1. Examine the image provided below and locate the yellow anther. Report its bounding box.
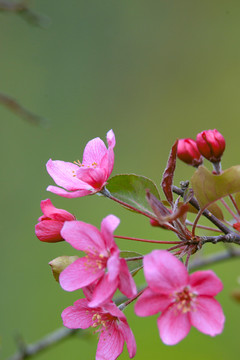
[92,314,97,321]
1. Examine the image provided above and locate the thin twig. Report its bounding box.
[0,1,49,28]
[7,328,79,360]
[200,233,240,246]
[189,248,240,270]
[0,92,48,126]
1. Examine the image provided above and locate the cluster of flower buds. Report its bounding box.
[36,129,230,360]
[177,129,225,173]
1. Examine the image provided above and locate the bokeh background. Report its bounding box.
[1,1,240,359]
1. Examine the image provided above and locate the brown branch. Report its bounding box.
[7,328,80,360]
[189,248,240,269]
[0,1,49,28]
[0,92,48,127]
[199,233,240,246]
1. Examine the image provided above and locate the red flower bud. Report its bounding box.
[177,138,203,167]
[150,218,161,227]
[196,129,225,163]
[35,199,76,242]
[233,222,240,232]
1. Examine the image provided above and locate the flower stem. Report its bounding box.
[118,288,146,311]
[229,194,240,216]
[114,235,182,245]
[167,242,188,252]
[185,220,222,233]
[220,198,239,221]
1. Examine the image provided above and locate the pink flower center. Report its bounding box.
[174,286,197,314]
[90,312,117,335]
[85,253,108,271]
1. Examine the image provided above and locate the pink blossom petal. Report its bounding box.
[99,151,109,171]
[100,215,120,249]
[59,257,104,291]
[190,296,225,336]
[96,323,124,360]
[118,259,137,298]
[46,159,88,191]
[35,220,63,242]
[103,302,127,320]
[61,299,95,329]
[76,167,107,190]
[47,185,92,198]
[189,270,223,296]
[119,319,136,359]
[82,137,107,166]
[106,129,116,149]
[82,284,96,301]
[88,274,118,308]
[107,254,120,282]
[157,306,191,345]
[106,130,115,176]
[144,250,189,294]
[135,288,173,316]
[40,199,75,221]
[61,220,106,253]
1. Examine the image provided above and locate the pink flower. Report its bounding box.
[35,199,75,242]
[177,138,203,167]
[59,215,137,307]
[135,250,225,345]
[46,129,115,198]
[62,297,136,360]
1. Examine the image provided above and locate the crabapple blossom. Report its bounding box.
[35,199,75,242]
[59,214,137,307]
[46,129,115,198]
[62,296,136,360]
[135,250,225,345]
[177,138,203,167]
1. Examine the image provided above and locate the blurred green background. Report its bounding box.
[1,1,240,359]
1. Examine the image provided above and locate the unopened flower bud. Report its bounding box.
[177,138,203,167]
[233,222,240,232]
[196,129,225,163]
[150,218,161,227]
[35,199,75,242]
[49,256,79,282]
[149,218,168,229]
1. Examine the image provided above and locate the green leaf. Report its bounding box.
[120,251,143,277]
[191,165,240,209]
[106,174,160,217]
[207,203,224,220]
